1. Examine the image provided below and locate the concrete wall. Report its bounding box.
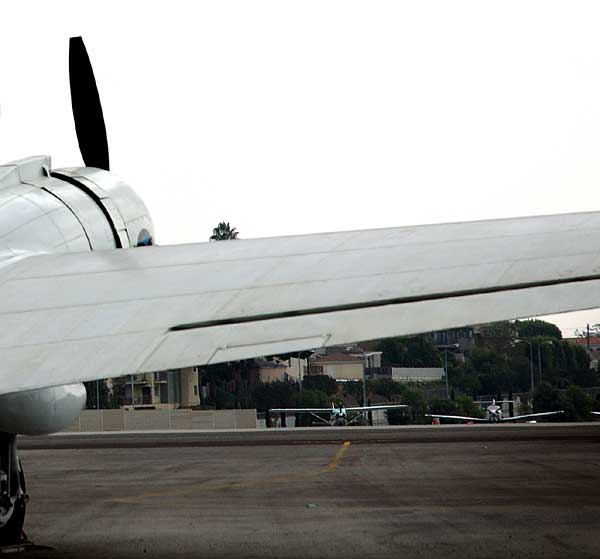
[325,362,364,381]
[66,408,258,432]
[390,367,445,381]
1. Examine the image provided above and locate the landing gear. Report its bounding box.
[0,434,27,546]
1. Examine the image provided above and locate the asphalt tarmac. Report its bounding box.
[13,424,600,558]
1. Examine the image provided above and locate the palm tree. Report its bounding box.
[209,222,239,241]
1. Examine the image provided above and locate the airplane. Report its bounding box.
[426,399,564,423]
[269,403,408,426]
[1,36,600,545]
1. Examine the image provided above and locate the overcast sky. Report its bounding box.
[1,0,600,336]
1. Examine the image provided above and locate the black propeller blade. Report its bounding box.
[69,36,110,170]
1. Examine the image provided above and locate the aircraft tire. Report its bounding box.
[0,458,26,546]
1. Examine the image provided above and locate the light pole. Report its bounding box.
[443,331,449,399]
[362,368,367,407]
[515,339,535,411]
[515,339,553,412]
[536,340,554,384]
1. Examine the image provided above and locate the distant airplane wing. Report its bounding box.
[269,408,332,414]
[501,410,564,421]
[4,210,600,395]
[425,414,488,422]
[346,404,409,412]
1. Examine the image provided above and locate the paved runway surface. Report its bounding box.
[14,424,600,558]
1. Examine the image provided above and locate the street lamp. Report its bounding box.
[536,340,554,384]
[515,339,535,410]
[515,339,554,412]
[443,331,449,399]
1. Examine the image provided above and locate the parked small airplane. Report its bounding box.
[426,399,564,423]
[270,403,408,426]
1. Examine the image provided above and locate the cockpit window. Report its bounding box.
[136,229,153,247]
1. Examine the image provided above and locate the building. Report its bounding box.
[116,367,200,409]
[257,360,289,383]
[430,327,476,351]
[307,352,365,381]
[256,357,308,384]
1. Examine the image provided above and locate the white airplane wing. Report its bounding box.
[269,408,332,414]
[345,404,409,412]
[500,410,564,421]
[424,414,488,422]
[3,210,600,396]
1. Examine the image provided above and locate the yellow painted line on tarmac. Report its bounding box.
[110,441,351,504]
[326,441,351,471]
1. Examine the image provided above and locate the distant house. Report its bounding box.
[116,367,201,410]
[430,327,475,351]
[257,360,290,383]
[308,353,364,381]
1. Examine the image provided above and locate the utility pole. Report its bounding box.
[362,368,367,407]
[96,379,100,409]
[444,331,449,399]
[587,323,591,350]
[537,343,542,384]
[529,344,534,391]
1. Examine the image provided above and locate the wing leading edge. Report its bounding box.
[425,414,488,422]
[345,404,408,412]
[500,410,564,421]
[3,211,600,395]
[269,408,333,414]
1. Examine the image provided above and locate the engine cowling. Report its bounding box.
[0,384,86,435]
[52,166,155,249]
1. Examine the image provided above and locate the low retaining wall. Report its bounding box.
[66,408,257,432]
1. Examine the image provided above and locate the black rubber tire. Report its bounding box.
[0,459,26,546]
[0,496,25,546]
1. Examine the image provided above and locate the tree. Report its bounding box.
[385,385,427,424]
[515,319,562,340]
[428,399,460,416]
[83,380,112,409]
[532,382,562,416]
[296,389,331,426]
[385,407,412,425]
[302,375,338,397]
[376,336,441,367]
[209,221,239,241]
[464,346,513,394]
[369,378,404,401]
[253,380,299,413]
[455,395,484,418]
[561,385,593,421]
[575,324,600,337]
[299,389,329,408]
[199,360,255,409]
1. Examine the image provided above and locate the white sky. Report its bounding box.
[1,0,600,336]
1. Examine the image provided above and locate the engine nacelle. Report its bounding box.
[0,384,86,435]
